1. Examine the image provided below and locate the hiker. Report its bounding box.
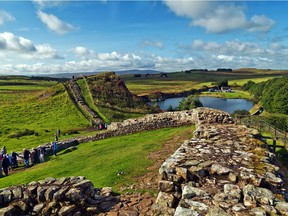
[52,142,58,156]
[11,151,19,168]
[55,133,58,141]
[2,154,10,176]
[30,150,35,166]
[6,153,13,171]
[39,149,45,163]
[57,129,61,138]
[23,148,31,168]
[1,146,7,156]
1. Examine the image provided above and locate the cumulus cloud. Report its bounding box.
[191,6,247,33]
[2,41,288,75]
[0,32,62,60]
[141,40,164,49]
[0,10,15,25]
[32,0,64,9]
[37,10,75,35]
[248,15,276,32]
[71,46,96,59]
[191,39,266,56]
[164,0,275,33]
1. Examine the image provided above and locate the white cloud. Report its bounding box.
[191,39,267,56]
[216,55,235,62]
[164,0,214,18]
[0,32,36,52]
[71,46,96,59]
[0,10,15,25]
[2,41,288,75]
[32,0,64,9]
[0,32,62,60]
[37,10,75,35]
[191,5,247,33]
[141,40,164,49]
[164,1,275,33]
[248,15,276,32]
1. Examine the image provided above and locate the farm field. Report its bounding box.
[122,69,287,96]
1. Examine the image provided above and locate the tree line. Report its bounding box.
[242,76,288,130]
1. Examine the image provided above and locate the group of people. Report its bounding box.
[22,146,47,168]
[0,129,60,177]
[0,146,20,176]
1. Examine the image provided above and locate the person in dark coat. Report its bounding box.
[23,148,31,168]
[2,154,10,176]
[11,151,19,168]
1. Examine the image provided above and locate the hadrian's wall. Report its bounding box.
[153,121,288,215]
[2,108,288,215]
[34,108,234,157]
[0,176,118,215]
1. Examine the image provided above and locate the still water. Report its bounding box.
[150,96,253,114]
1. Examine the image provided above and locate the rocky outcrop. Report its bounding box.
[0,176,119,215]
[153,123,288,215]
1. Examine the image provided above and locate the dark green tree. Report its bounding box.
[178,95,203,110]
[217,79,228,88]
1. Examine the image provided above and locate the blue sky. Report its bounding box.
[0,0,288,75]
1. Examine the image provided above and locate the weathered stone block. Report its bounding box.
[243,184,274,207]
[58,205,77,216]
[156,192,176,208]
[158,180,174,192]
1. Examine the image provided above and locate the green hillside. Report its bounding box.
[82,72,159,122]
[0,78,91,152]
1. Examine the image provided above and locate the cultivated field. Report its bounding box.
[122,69,287,96]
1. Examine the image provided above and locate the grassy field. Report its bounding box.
[200,90,254,100]
[0,126,195,191]
[122,70,286,96]
[77,77,111,123]
[0,78,92,152]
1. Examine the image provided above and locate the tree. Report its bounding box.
[167,105,174,111]
[217,79,228,88]
[178,95,203,110]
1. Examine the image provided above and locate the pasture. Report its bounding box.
[0,126,195,190]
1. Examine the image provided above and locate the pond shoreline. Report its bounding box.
[148,96,254,114]
[140,88,253,102]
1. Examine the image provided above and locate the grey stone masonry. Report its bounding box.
[153,123,288,215]
[23,108,233,160]
[0,176,119,215]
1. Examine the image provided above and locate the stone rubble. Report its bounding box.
[0,176,119,216]
[153,123,287,215]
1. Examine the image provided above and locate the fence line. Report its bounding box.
[235,115,287,150]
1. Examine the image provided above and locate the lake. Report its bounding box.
[149,96,254,114]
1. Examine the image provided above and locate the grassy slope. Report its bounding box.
[0,126,195,190]
[0,81,91,152]
[84,73,156,122]
[76,78,111,124]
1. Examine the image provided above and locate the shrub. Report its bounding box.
[178,95,203,110]
[8,129,37,139]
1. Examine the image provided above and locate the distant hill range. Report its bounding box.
[37,69,163,79]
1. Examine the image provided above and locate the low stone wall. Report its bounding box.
[153,124,288,215]
[30,108,233,160]
[0,176,119,215]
